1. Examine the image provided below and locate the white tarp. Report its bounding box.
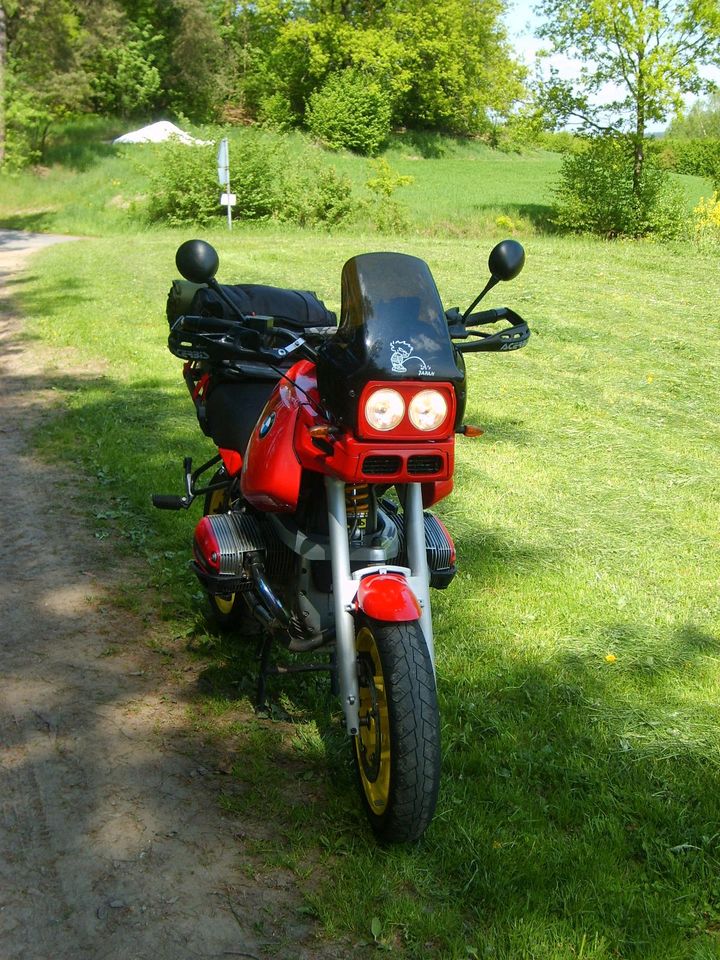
[113,121,212,146]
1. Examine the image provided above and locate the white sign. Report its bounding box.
[220,193,237,206]
[217,138,229,187]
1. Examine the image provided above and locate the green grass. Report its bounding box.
[12,221,720,959]
[0,118,713,237]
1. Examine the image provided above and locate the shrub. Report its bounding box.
[365,158,414,232]
[146,140,220,226]
[306,70,392,156]
[656,138,720,186]
[258,92,298,132]
[553,136,688,239]
[280,163,356,227]
[144,131,355,227]
[231,136,282,220]
[693,193,720,246]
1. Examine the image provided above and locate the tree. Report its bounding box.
[536,0,720,194]
[0,4,6,165]
[669,91,720,137]
[228,0,525,137]
[5,0,89,165]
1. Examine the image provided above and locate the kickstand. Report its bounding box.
[255,635,274,713]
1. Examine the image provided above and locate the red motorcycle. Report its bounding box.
[154,238,529,842]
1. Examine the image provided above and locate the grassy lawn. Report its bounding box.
[11,219,720,959]
[0,118,712,237]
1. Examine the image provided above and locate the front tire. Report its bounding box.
[353,616,440,843]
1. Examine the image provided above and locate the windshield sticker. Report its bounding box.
[390,340,434,375]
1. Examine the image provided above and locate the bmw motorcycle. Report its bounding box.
[154,238,529,842]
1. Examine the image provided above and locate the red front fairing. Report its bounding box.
[241,360,456,513]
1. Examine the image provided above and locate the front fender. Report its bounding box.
[355,572,421,622]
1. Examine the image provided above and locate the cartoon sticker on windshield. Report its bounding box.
[390,340,434,375]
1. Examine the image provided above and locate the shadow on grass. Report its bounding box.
[5,273,90,318]
[482,201,559,234]
[0,211,60,232]
[43,117,126,172]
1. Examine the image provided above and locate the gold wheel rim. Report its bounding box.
[213,594,235,615]
[207,486,236,614]
[354,626,391,814]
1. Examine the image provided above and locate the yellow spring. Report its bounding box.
[345,483,370,522]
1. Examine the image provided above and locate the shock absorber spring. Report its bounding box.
[345,483,370,533]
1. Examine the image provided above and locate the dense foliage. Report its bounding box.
[306,69,393,155]
[144,133,356,228]
[658,137,720,186]
[1,0,524,168]
[553,135,687,239]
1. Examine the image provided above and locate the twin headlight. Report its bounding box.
[364,388,449,433]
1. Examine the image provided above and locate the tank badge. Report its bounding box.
[390,340,434,376]
[259,412,276,438]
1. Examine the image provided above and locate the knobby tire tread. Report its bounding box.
[358,618,441,843]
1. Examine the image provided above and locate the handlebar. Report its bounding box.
[168,311,321,366]
[465,307,509,325]
[448,306,530,354]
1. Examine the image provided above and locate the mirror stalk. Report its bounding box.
[207,277,244,320]
[462,276,499,322]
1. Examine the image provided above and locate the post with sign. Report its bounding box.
[217,138,236,230]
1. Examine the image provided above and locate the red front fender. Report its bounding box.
[355,573,421,622]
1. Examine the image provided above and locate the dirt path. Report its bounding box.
[0,232,355,960]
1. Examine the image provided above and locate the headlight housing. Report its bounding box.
[364,388,405,432]
[408,389,449,432]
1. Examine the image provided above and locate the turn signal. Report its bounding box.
[460,424,484,437]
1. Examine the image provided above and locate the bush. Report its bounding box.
[258,92,298,132]
[364,158,414,232]
[656,138,720,186]
[144,132,355,228]
[306,70,392,156]
[280,163,356,227]
[553,136,688,239]
[146,140,220,226]
[693,193,720,247]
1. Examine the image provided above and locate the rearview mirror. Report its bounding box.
[461,239,526,321]
[175,239,219,284]
[488,239,525,282]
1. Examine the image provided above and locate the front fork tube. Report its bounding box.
[404,481,435,667]
[325,476,435,736]
[325,475,361,735]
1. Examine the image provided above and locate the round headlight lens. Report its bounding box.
[365,388,405,432]
[408,389,448,432]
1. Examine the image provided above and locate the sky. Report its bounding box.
[501,0,718,133]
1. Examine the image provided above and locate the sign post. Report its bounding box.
[216,138,235,230]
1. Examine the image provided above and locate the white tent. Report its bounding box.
[113,121,212,146]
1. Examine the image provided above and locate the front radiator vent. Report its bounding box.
[407,455,443,476]
[362,455,402,476]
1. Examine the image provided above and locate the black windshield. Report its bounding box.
[337,252,460,379]
[316,252,465,428]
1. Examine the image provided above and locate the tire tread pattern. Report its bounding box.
[357,617,441,843]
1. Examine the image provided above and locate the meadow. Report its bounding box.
[2,125,720,959]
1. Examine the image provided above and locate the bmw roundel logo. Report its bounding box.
[259,412,276,438]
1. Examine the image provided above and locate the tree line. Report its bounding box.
[0,0,525,165]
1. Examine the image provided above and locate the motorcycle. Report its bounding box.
[153,238,529,842]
